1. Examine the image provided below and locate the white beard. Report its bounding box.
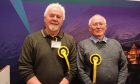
[49,24,59,32]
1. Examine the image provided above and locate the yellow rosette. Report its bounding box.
[90,53,102,84]
[58,46,70,73]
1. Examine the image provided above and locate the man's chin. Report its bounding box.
[51,29,59,32]
[49,25,60,31]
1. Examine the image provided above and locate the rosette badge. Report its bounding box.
[58,46,70,73]
[90,53,102,84]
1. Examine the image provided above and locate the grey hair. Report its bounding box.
[88,14,106,26]
[44,3,65,20]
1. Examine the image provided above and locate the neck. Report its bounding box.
[45,28,59,37]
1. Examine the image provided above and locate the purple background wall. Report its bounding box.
[0,0,140,84]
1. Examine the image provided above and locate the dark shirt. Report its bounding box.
[18,29,77,84]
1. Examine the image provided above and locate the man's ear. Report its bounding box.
[89,26,92,32]
[89,28,93,34]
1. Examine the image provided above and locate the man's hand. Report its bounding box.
[59,78,69,84]
[27,76,41,84]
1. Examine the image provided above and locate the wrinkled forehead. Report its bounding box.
[47,7,63,16]
[91,16,106,23]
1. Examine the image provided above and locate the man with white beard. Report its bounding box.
[18,3,77,84]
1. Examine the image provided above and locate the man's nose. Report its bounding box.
[97,23,101,28]
[53,16,58,20]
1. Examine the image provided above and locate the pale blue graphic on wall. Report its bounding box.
[10,0,31,33]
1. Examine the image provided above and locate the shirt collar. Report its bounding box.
[41,28,63,39]
[90,36,108,44]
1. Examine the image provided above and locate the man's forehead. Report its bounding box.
[92,18,104,23]
[91,15,105,23]
[47,7,63,15]
[48,7,62,12]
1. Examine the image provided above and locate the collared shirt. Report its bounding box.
[89,36,108,44]
[41,29,63,39]
[90,36,108,49]
[41,29,64,47]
